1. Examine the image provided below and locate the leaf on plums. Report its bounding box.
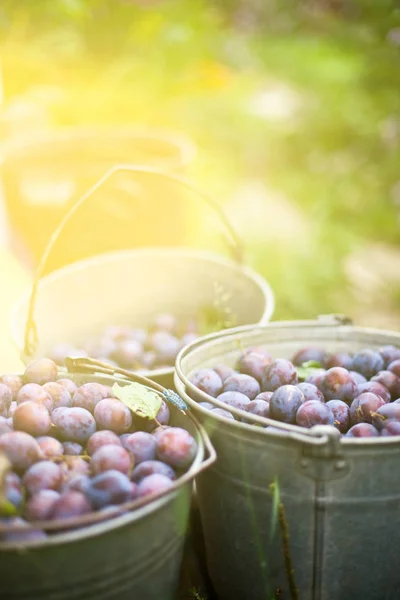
[0,498,18,517]
[163,389,188,412]
[296,360,323,381]
[112,382,162,420]
[0,452,16,517]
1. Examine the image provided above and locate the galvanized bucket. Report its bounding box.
[10,165,275,388]
[1,126,197,271]
[0,358,216,600]
[174,315,400,600]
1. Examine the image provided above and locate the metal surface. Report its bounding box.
[174,318,400,600]
[0,361,216,600]
[1,126,198,270]
[10,166,275,385]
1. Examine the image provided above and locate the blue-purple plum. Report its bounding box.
[321,368,358,404]
[296,401,334,428]
[372,403,400,430]
[346,423,379,438]
[324,352,353,370]
[371,371,400,400]
[349,371,367,385]
[270,385,304,424]
[121,432,157,464]
[156,427,197,469]
[261,359,298,392]
[223,374,260,400]
[213,365,236,383]
[217,391,251,411]
[296,383,324,403]
[379,345,400,368]
[235,352,271,382]
[136,474,174,498]
[349,393,385,426]
[86,470,133,509]
[351,350,384,379]
[91,445,133,476]
[23,461,63,495]
[23,359,58,386]
[245,399,270,419]
[388,359,400,378]
[291,347,325,366]
[326,400,350,433]
[358,381,391,404]
[211,408,235,420]
[86,430,121,456]
[131,460,176,483]
[380,420,400,437]
[190,369,223,398]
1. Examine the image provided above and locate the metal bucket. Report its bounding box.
[10,166,275,388]
[0,126,197,271]
[0,358,216,600]
[174,315,400,600]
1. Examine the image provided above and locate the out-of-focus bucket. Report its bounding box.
[0,358,216,600]
[10,166,275,388]
[174,315,400,600]
[0,126,197,271]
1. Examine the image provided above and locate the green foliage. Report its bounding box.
[296,361,324,381]
[0,452,17,517]
[1,1,399,322]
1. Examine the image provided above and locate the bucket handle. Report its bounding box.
[23,164,245,357]
[65,356,217,478]
[0,359,216,535]
[174,368,344,449]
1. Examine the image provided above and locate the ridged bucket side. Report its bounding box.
[175,320,400,600]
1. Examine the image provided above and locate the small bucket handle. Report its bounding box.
[64,356,217,475]
[23,164,244,357]
[65,357,217,476]
[0,357,216,536]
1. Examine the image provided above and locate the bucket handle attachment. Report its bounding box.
[65,356,217,478]
[23,164,245,357]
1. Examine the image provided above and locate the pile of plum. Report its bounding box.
[190,344,400,438]
[49,313,198,371]
[0,358,197,542]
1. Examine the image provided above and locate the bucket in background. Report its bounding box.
[174,315,400,600]
[0,126,197,272]
[0,358,215,600]
[10,165,275,388]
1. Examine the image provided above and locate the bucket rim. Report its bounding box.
[10,246,275,366]
[174,318,400,447]
[0,367,213,549]
[0,124,198,170]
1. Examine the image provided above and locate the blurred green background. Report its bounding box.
[0,0,399,328]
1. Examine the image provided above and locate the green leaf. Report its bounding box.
[296,360,323,381]
[0,499,18,517]
[302,360,323,369]
[0,451,16,517]
[112,382,162,420]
